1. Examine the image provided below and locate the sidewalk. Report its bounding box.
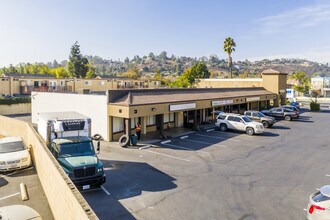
[138,123,217,145]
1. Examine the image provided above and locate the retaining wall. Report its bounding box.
[0,103,31,115]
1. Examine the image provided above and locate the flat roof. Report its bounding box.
[108,87,276,106]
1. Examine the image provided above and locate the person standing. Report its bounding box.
[135,122,141,140]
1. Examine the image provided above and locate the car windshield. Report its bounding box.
[0,141,25,154]
[258,112,266,117]
[59,141,95,157]
[241,116,252,122]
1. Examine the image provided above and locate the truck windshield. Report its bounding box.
[59,142,95,157]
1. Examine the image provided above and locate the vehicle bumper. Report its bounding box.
[73,174,106,189]
[254,128,264,134]
[0,161,31,172]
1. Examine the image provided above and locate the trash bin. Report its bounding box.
[130,134,138,146]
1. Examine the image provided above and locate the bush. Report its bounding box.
[310,102,320,111]
[0,97,31,105]
[286,100,291,105]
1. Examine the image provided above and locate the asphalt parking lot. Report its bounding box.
[82,108,330,220]
[0,167,54,219]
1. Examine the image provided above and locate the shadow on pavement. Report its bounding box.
[82,160,177,220]
[0,176,8,187]
[271,125,290,130]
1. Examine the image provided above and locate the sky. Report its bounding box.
[1,0,330,67]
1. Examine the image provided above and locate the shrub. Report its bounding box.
[0,97,31,105]
[310,102,320,111]
[286,100,291,105]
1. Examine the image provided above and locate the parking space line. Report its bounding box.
[163,143,211,155]
[144,149,190,162]
[101,185,111,195]
[0,192,20,201]
[181,138,227,148]
[196,133,240,142]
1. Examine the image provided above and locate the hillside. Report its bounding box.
[85,53,330,78]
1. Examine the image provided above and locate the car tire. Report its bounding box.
[220,124,227,132]
[246,127,254,136]
[262,121,269,128]
[284,115,291,121]
[119,135,129,147]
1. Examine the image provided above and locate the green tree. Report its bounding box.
[85,63,97,79]
[291,71,310,95]
[123,67,141,79]
[182,62,210,85]
[223,37,236,78]
[67,41,89,78]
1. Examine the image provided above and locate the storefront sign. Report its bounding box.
[211,100,233,106]
[169,103,196,111]
[246,97,260,102]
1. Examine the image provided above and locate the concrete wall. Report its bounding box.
[197,78,262,88]
[0,103,31,115]
[0,116,97,220]
[31,92,109,141]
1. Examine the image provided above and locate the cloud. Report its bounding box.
[256,2,330,34]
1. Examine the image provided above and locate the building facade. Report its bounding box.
[311,76,330,97]
[0,73,161,97]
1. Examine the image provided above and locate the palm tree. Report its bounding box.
[223,37,236,78]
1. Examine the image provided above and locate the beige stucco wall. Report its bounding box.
[0,78,10,95]
[197,79,262,88]
[0,116,97,220]
[0,103,31,115]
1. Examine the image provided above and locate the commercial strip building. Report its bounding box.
[32,69,287,141]
[0,73,161,97]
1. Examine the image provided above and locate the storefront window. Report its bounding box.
[113,117,124,133]
[147,115,156,126]
[164,113,175,123]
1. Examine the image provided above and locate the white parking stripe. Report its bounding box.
[101,185,111,195]
[196,133,240,142]
[182,138,227,147]
[163,143,211,155]
[144,149,190,162]
[0,192,20,201]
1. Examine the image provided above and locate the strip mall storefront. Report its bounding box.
[107,88,277,141]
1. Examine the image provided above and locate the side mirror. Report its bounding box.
[97,141,100,153]
[27,144,32,152]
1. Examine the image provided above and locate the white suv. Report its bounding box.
[215,113,264,135]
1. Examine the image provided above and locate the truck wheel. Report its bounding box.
[220,124,227,132]
[246,127,254,136]
[119,135,129,147]
[284,115,291,121]
[262,121,269,128]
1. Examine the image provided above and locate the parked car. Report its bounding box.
[280,105,300,117]
[244,110,276,128]
[215,113,264,135]
[261,107,299,121]
[0,205,42,220]
[306,185,330,219]
[0,137,31,172]
[290,101,300,109]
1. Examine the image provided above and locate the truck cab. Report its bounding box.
[50,136,105,189]
[38,111,106,190]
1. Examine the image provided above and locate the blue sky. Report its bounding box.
[1,0,330,66]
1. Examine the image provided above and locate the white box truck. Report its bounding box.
[38,111,106,190]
